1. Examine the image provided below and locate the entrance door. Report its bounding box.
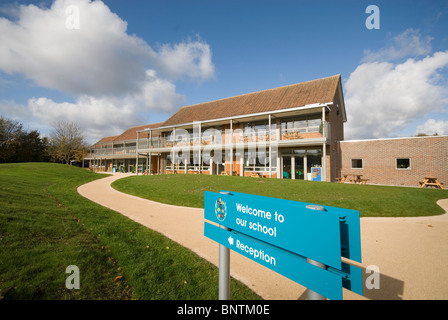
[282,156,291,179]
[294,156,305,180]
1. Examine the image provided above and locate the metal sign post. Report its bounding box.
[305,204,327,300]
[306,258,327,300]
[218,191,230,300]
[218,224,230,300]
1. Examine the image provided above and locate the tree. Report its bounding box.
[0,117,22,162]
[15,130,50,162]
[0,116,49,163]
[49,120,88,165]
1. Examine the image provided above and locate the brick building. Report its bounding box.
[86,73,447,188]
[339,136,448,187]
[87,74,346,181]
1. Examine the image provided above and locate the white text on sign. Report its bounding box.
[235,203,285,238]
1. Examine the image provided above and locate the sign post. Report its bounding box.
[204,190,363,300]
[218,191,230,300]
[218,225,230,300]
[305,204,326,300]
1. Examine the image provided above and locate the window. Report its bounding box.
[396,158,410,169]
[307,116,322,132]
[351,159,363,169]
[280,115,322,134]
[244,151,277,172]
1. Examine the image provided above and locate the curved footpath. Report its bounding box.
[77,173,448,300]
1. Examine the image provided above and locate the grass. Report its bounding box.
[0,163,260,300]
[112,174,447,217]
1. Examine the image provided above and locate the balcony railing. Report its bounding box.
[88,122,331,158]
[279,121,330,142]
[87,146,135,158]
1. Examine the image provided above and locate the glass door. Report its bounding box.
[282,156,291,179]
[294,156,305,180]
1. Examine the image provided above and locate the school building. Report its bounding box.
[86,74,447,188]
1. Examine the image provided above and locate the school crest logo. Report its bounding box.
[215,197,227,221]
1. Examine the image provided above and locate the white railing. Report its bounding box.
[88,122,331,158]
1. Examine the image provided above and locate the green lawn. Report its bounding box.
[0,163,260,300]
[112,174,447,217]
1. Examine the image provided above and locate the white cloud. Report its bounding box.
[344,29,448,140]
[154,37,215,82]
[139,70,186,111]
[0,0,215,95]
[0,0,152,96]
[362,28,433,63]
[0,0,214,142]
[415,119,448,136]
[1,69,185,143]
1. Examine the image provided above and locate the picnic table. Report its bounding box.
[220,171,238,176]
[337,174,368,184]
[420,177,444,189]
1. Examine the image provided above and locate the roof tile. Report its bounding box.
[162,74,340,127]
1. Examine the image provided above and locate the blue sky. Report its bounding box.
[1,0,447,143]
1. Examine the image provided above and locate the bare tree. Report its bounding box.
[49,120,88,165]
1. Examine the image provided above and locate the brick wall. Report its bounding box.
[327,89,345,182]
[339,136,448,187]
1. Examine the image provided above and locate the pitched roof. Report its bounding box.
[91,135,119,147]
[162,74,341,127]
[112,122,164,141]
[91,75,343,146]
[92,122,163,146]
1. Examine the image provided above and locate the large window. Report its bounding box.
[244,151,277,172]
[243,120,276,141]
[280,115,322,134]
[201,126,222,145]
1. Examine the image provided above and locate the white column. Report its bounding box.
[291,155,295,179]
[172,127,176,173]
[322,143,327,182]
[136,132,139,175]
[230,119,233,175]
[277,154,281,179]
[198,123,202,173]
[322,106,327,182]
[268,114,272,178]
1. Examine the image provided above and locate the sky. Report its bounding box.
[0,0,447,144]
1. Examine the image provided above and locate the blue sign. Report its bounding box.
[205,191,361,270]
[203,190,363,299]
[311,167,322,181]
[204,222,345,300]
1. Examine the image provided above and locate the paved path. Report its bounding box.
[77,173,448,300]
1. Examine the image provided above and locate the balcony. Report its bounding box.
[87,121,331,158]
[87,145,136,159]
[280,121,330,143]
